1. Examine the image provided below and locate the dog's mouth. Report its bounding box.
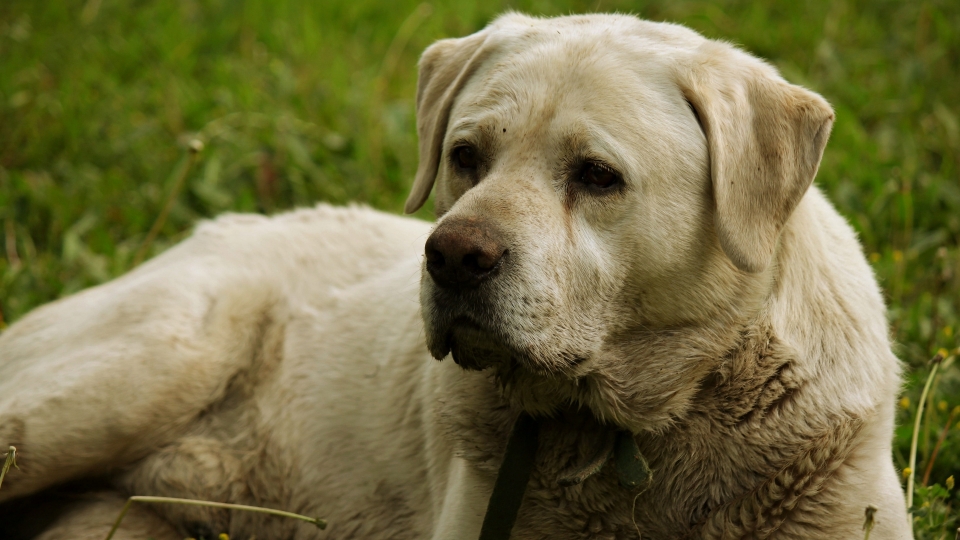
[422,274,596,377]
[431,316,592,379]
[441,318,517,371]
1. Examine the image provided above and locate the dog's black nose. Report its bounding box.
[425,218,507,289]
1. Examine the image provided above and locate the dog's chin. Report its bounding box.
[426,318,590,379]
[427,319,515,371]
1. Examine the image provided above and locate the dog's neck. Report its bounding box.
[440,307,866,538]
[473,316,865,538]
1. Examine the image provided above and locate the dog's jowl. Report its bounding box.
[0,13,911,540]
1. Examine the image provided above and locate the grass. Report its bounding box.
[0,0,958,536]
[0,447,18,493]
[103,496,325,540]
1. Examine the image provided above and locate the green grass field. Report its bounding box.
[1,0,958,536]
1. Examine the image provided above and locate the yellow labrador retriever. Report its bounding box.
[0,13,911,540]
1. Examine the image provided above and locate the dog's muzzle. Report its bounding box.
[423,216,517,369]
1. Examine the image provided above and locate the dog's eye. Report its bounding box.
[578,162,621,190]
[453,146,478,171]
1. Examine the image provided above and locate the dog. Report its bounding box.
[0,12,911,540]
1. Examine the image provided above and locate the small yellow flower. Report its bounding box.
[938,348,949,360]
[869,252,881,263]
[921,500,930,508]
[945,326,953,338]
[219,535,230,540]
[952,405,960,416]
[893,250,903,262]
[899,397,911,409]
[947,475,955,490]
[903,467,912,479]
[939,400,949,413]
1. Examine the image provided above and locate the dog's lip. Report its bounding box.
[444,317,518,369]
[448,316,487,333]
[446,316,515,349]
[445,316,496,352]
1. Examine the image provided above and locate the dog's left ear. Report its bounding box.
[677,41,835,273]
[404,30,495,214]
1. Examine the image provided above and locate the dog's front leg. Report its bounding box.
[0,230,279,504]
[431,457,493,540]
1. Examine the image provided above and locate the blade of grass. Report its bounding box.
[1,167,19,271]
[908,352,945,517]
[104,495,326,540]
[0,446,18,491]
[922,399,959,487]
[132,139,203,267]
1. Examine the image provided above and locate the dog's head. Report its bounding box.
[408,14,833,419]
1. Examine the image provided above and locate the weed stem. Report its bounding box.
[0,446,18,491]
[921,405,958,486]
[132,142,202,267]
[907,353,944,516]
[863,505,876,540]
[104,495,326,540]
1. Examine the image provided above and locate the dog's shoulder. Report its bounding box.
[773,188,901,413]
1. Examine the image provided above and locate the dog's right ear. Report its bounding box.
[676,41,835,273]
[404,31,494,214]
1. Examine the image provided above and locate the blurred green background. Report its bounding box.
[1,0,958,535]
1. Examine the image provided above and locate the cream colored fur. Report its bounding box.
[0,13,909,540]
